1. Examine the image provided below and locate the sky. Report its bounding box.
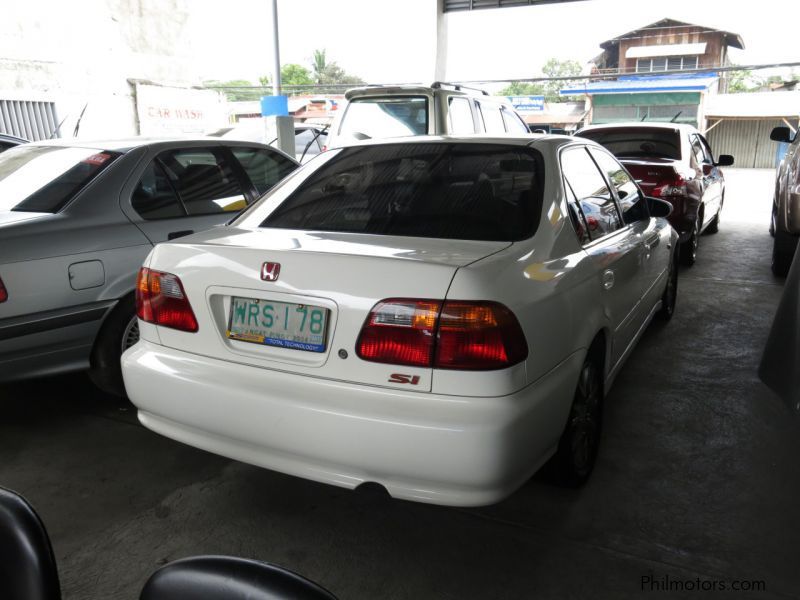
[192,0,800,85]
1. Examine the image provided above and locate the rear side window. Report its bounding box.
[576,127,681,160]
[448,97,475,134]
[476,101,506,134]
[501,106,529,133]
[338,97,428,142]
[561,146,622,240]
[232,147,297,194]
[260,143,544,242]
[0,146,120,213]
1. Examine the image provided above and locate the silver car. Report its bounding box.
[0,137,298,394]
[770,126,800,276]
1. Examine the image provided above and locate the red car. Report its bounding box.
[576,123,733,265]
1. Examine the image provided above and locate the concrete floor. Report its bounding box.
[1,169,798,599]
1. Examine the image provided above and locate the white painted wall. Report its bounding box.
[1,1,230,139]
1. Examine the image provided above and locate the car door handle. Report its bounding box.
[603,270,615,290]
[168,229,194,240]
[644,235,659,251]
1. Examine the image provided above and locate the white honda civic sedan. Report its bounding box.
[122,135,678,506]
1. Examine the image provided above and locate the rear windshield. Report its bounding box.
[260,143,543,242]
[337,96,428,142]
[576,128,681,160]
[0,145,120,212]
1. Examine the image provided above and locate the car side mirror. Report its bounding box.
[647,197,673,218]
[770,126,793,143]
[714,154,734,167]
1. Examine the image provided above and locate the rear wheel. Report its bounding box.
[706,200,721,234]
[88,296,139,397]
[553,357,603,487]
[657,250,679,321]
[680,213,701,266]
[772,229,798,277]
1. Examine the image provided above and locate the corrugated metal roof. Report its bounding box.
[561,73,718,96]
[704,92,800,118]
[443,0,580,11]
[599,18,744,51]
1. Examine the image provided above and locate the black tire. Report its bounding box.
[657,250,679,321]
[88,295,139,397]
[706,203,721,234]
[772,229,798,277]
[553,356,603,487]
[679,213,701,266]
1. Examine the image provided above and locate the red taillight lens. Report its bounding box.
[135,267,198,332]
[0,276,7,303]
[435,301,528,370]
[357,299,528,371]
[356,299,441,367]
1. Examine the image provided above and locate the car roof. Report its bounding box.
[577,122,699,135]
[327,133,581,151]
[0,133,29,145]
[20,137,276,153]
[345,82,491,101]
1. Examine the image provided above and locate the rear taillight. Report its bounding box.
[356,299,440,367]
[435,301,528,369]
[136,267,198,332]
[0,277,7,303]
[357,299,527,371]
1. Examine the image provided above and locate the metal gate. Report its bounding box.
[705,119,788,169]
[0,99,60,141]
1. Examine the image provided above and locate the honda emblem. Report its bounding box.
[260,262,281,282]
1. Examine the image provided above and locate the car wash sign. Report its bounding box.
[507,95,545,113]
[136,83,227,136]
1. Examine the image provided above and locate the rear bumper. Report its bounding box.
[122,340,581,506]
[0,300,114,383]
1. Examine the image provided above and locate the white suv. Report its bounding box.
[326,82,530,148]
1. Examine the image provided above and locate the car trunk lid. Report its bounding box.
[148,227,510,392]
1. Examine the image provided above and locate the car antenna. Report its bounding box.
[48,115,69,139]
[72,103,89,137]
[670,111,683,123]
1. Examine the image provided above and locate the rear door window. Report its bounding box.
[132,161,185,219]
[231,147,297,195]
[338,97,428,141]
[561,146,622,240]
[158,148,248,215]
[588,148,648,223]
[0,145,120,212]
[259,143,543,242]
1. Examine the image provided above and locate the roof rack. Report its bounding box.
[431,81,489,95]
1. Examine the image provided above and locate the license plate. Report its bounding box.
[226,296,328,353]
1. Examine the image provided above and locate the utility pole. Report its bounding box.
[271,0,281,96]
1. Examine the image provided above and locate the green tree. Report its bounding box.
[726,67,763,93]
[312,49,328,84]
[541,58,583,102]
[497,81,545,96]
[203,79,262,101]
[259,64,315,95]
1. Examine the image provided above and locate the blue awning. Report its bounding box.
[561,72,719,96]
